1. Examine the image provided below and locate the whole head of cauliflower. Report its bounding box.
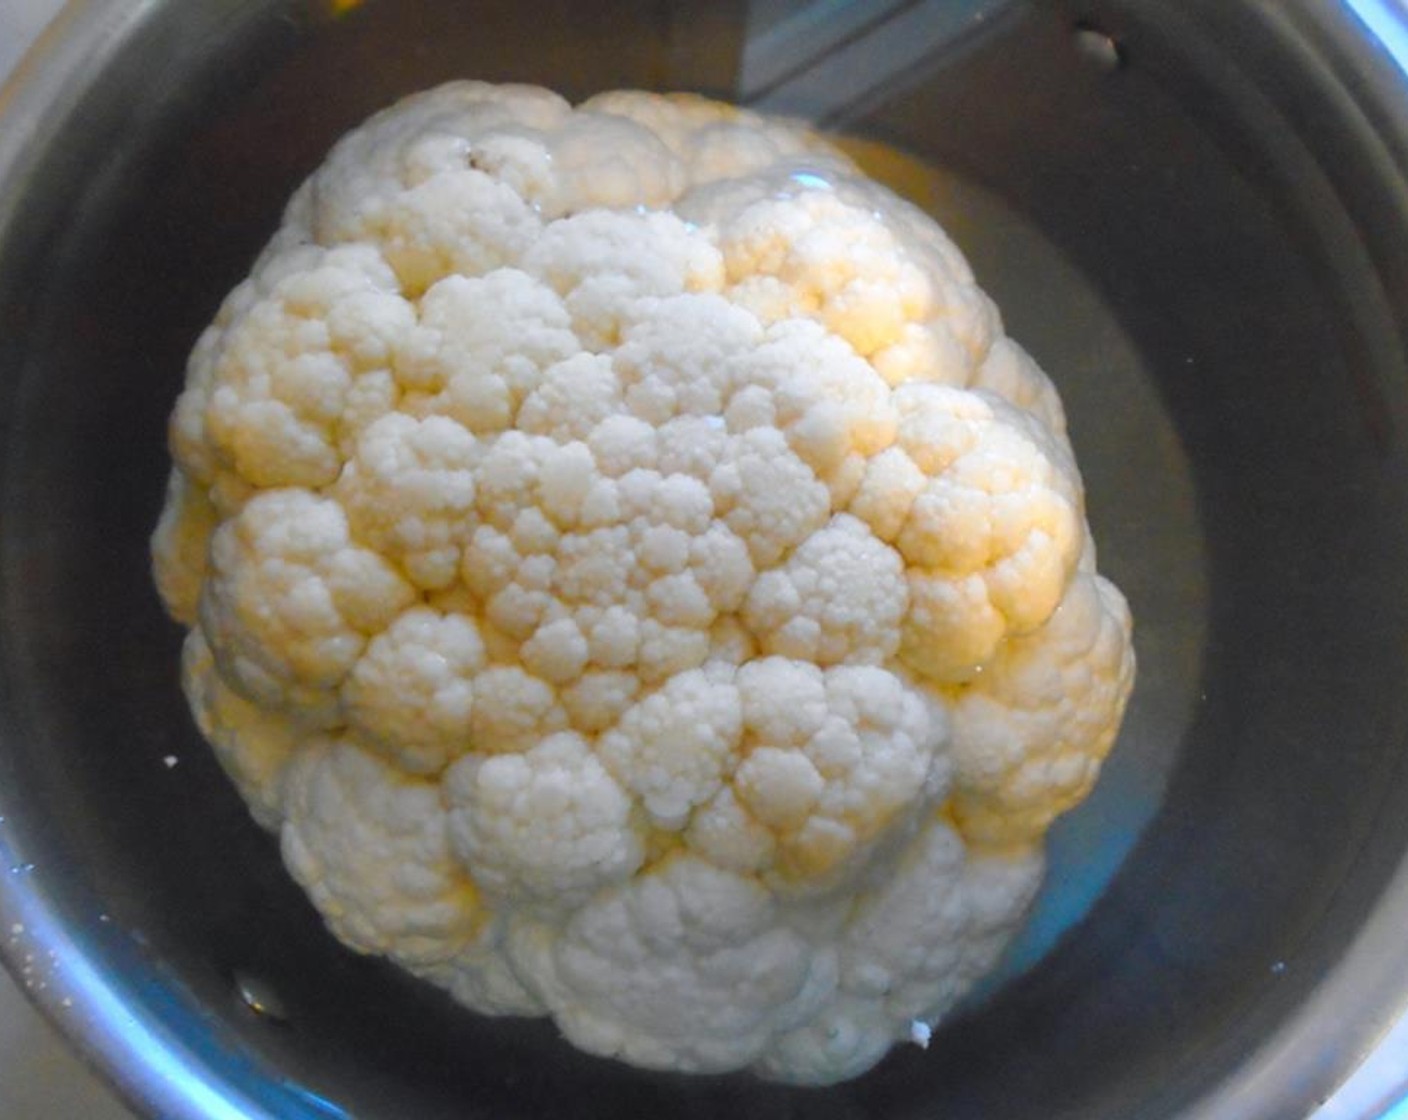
[152,82,1134,1084]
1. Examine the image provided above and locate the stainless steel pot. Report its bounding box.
[2,1,1407,1117]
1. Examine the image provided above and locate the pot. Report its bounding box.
[1,1,1407,1117]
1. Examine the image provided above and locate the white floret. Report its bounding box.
[548,111,688,212]
[836,820,973,1017]
[970,335,1068,436]
[369,168,543,295]
[198,489,416,721]
[335,412,480,589]
[465,664,570,754]
[522,211,725,349]
[395,268,581,434]
[291,82,572,244]
[758,820,1043,1084]
[721,191,937,357]
[727,661,948,888]
[508,856,831,1073]
[458,432,758,688]
[709,427,831,568]
[877,385,1085,684]
[446,732,644,910]
[172,245,414,513]
[611,293,762,424]
[597,667,743,829]
[342,607,485,774]
[412,916,545,1017]
[727,318,898,504]
[948,572,1136,848]
[516,352,622,441]
[955,845,1050,983]
[280,740,482,969]
[576,90,825,184]
[742,514,906,665]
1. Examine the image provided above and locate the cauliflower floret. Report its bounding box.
[466,664,570,753]
[727,318,898,505]
[759,820,1043,1084]
[395,269,581,434]
[507,856,829,1073]
[152,469,219,626]
[180,630,301,829]
[720,190,939,359]
[459,430,756,687]
[742,514,905,665]
[597,665,744,829]
[153,82,1135,1086]
[877,385,1085,684]
[948,572,1136,849]
[446,732,644,911]
[291,82,572,243]
[548,111,688,212]
[335,413,480,590]
[971,335,1068,436]
[280,740,483,969]
[412,916,545,1017]
[577,89,828,184]
[710,427,832,568]
[342,606,485,774]
[522,211,725,348]
[727,661,948,889]
[198,489,416,722]
[172,245,414,512]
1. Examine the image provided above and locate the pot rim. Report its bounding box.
[1,3,1407,1118]
[1,11,369,1119]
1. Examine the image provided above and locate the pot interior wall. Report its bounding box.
[1,2,1407,1118]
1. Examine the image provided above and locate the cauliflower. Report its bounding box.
[152,82,1135,1085]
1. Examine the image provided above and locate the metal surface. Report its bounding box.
[0,24,138,1120]
[0,1,1406,1118]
